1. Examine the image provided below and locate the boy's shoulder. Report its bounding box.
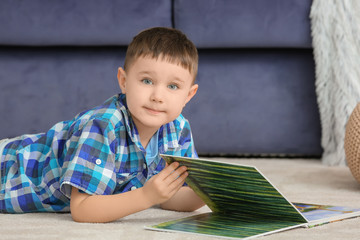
[71,94,126,129]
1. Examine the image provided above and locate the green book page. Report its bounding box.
[150,212,303,239]
[148,155,308,239]
[161,155,306,222]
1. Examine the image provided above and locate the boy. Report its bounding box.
[0,27,205,222]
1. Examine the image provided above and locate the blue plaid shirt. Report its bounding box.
[0,94,197,213]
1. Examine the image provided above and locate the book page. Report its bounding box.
[161,155,306,222]
[294,203,360,227]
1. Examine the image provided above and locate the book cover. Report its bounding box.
[146,155,360,239]
[146,155,308,239]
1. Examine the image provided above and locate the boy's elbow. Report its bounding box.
[70,204,88,223]
[70,189,100,223]
[71,211,82,223]
[69,186,104,223]
[70,206,108,223]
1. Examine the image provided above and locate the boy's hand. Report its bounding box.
[142,162,188,206]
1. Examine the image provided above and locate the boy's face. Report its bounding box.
[117,56,198,134]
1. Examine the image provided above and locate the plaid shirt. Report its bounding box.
[0,94,197,213]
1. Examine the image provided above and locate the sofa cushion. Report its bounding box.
[183,49,321,155]
[0,46,125,138]
[174,0,313,48]
[0,0,172,46]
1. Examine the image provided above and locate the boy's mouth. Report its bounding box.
[144,107,165,115]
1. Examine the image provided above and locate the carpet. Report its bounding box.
[1,158,359,240]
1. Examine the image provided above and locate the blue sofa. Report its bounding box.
[0,0,321,157]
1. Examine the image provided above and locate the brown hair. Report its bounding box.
[124,27,198,82]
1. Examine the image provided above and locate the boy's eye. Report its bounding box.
[168,84,178,90]
[142,79,153,85]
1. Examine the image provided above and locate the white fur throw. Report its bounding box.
[310,0,360,165]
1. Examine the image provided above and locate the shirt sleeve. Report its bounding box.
[60,118,118,198]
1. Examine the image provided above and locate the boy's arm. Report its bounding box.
[70,162,187,223]
[160,186,205,212]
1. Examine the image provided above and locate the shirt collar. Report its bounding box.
[117,94,143,151]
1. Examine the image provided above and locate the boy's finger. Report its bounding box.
[157,162,180,179]
[168,171,188,192]
[169,169,188,186]
[164,165,187,184]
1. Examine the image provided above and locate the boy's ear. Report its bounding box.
[117,67,127,93]
[185,84,198,105]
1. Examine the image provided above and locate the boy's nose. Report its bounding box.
[150,87,164,103]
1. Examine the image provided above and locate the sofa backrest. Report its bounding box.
[174,0,312,48]
[0,0,172,46]
[0,0,312,48]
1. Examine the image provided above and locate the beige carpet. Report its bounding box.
[1,158,360,240]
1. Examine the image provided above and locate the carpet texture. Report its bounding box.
[1,158,359,240]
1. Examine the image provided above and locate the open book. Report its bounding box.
[145,155,360,239]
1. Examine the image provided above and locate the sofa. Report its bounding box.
[0,0,321,157]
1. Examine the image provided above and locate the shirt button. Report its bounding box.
[96,159,102,165]
[131,186,137,191]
